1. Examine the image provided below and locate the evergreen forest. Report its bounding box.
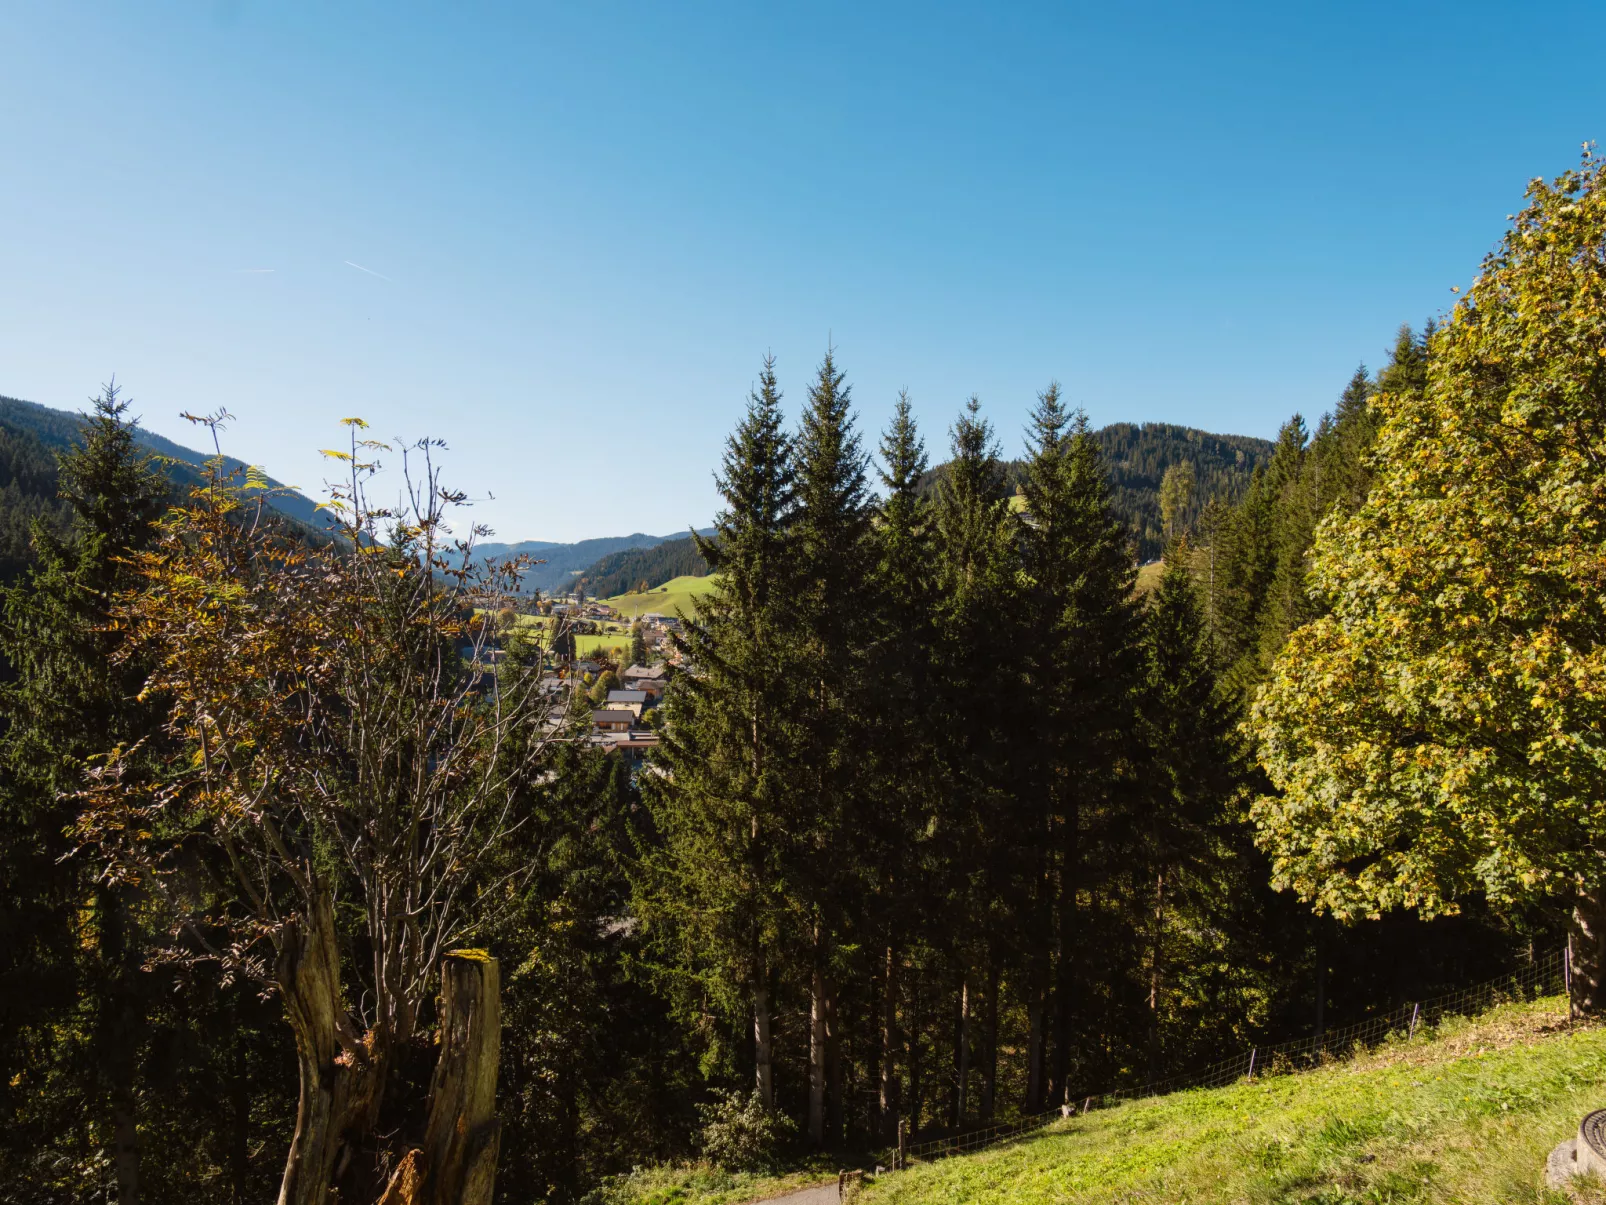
[6,152,1606,1205]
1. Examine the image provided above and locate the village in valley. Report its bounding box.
[529,587,685,760]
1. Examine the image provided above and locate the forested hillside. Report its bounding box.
[579,534,710,597]
[0,418,73,583]
[921,420,1273,561]
[1095,422,1272,559]
[0,391,334,584]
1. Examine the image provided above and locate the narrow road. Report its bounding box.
[754,1183,840,1205]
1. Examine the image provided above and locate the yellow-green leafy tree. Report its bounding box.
[1251,149,1606,1015]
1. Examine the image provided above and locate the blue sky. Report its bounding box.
[2,2,1602,542]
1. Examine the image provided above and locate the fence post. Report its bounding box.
[897,1118,907,1171]
[1408,1002,1420,1038]
[1246,1047,1257,1081]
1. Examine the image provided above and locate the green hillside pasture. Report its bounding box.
[1134,560,1165,596]
[574,632,630,658]
[606,574,719,620]
[862,996,1602,1205]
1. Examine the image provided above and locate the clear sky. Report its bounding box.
[3,2,1603,542]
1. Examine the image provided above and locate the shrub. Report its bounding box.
[697,1090,796,1171]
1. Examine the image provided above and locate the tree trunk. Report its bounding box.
[753,977,775,1110]
[1314,921,1326,1044]
[825,979,842,1146]
[99,884,140,1205]
[231,1015,250,1205]
[908,976,923,1135]
[1025,828,1051,1114]
[1571,884,1606,1018]
[879,945,899,1143]
[952,976,970,1127]
[421,952,501,1205]
[808,952,827,1147]
[1147,871,1164,1087]
[112,1089,139,1205]
[1051,798,1080,1105]
[980,956,999,1122]
[1025,985,1046,1113]
[276,891,379,1205]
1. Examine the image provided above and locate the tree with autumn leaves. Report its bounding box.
[79,418,559,1205]
[1252,148,1606,1016]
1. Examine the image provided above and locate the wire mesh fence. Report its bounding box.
[896,946,1569,1169]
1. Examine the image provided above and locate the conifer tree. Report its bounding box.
[790,348,876,1147]
[641,357,798,1112]
[866,390,935,1140]
[929,396,1018,1125]
[0,384,168,1203]
[1135,555,1244,1078]
[1029,407,1140,1105]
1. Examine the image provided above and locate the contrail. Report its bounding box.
[345,260,392,282]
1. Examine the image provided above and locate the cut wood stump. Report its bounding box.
[422,950,501,1205]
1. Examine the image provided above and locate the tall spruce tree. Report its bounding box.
[1030,408,1140,1105]
[790,348,876,1147]
[929,396,1018,1126]
[1135,556,1246,1079]
[867,390,935,1141]
[1013,383,1079,1111]
[0,384,168,1203]
[640,357,798,1112]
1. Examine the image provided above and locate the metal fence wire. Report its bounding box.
[898,947,1569,1168]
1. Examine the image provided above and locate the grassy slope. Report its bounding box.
[600,999,1606,1205]
[607,574,720,620]
[1134,560,1165,596]
[862,997,1604,1205]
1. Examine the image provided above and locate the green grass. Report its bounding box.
[598,999,1606,1205]
[580,1162,837,1205]
[574,632,631,658]
[1135,560,1165,596]
[606,574,720,620]
[859,996,1604,1205]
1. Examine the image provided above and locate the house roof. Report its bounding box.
[591,710,636,723]
[607,690,648,704]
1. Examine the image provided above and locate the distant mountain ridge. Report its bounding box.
[475,533,695,595]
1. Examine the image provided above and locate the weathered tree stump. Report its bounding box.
[421,951,501,1205]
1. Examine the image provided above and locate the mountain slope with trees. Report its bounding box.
[578,534,711,598]
[920,420,1274,562]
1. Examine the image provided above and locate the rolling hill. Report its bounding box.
[605,574,719,620]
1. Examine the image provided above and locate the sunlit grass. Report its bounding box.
[858,996,1605,1205]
